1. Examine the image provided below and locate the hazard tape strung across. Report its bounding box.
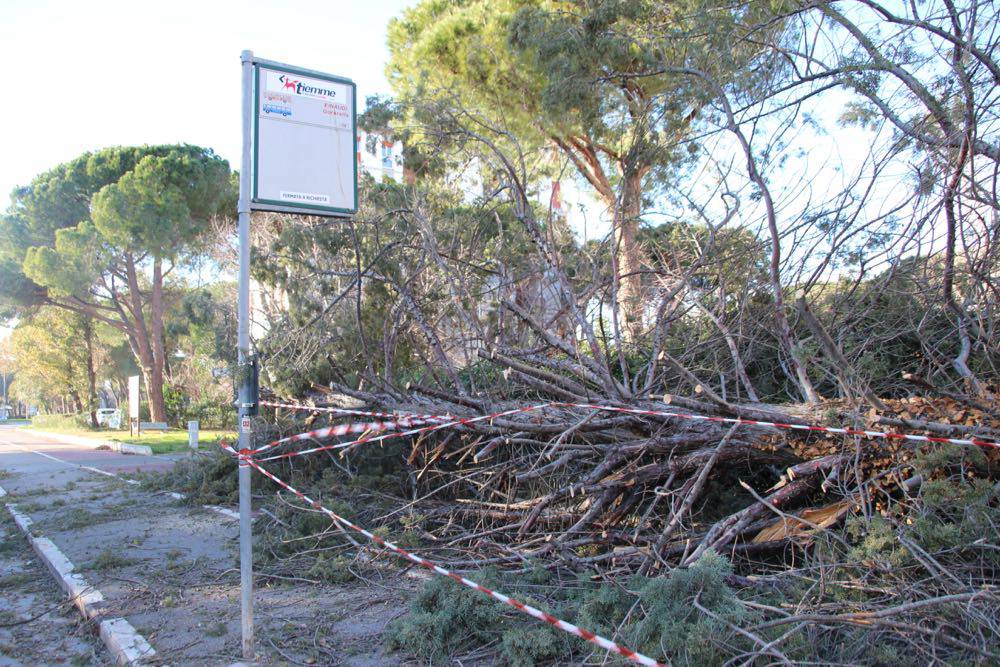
[251,400,1000,463]
[254,402,557,462]
[251,413,456,456]
[231,400,997,664]
[238,451,666,667]
[260,400,453,423]
[559,402,1000,450]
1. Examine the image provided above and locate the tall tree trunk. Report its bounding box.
[82,316,99,428]
[941,139,987,395]
[123,254,167,423]
[615,170,646,340]
[552,136,647,342]
[70,390,83,414]
[148,256,168,423]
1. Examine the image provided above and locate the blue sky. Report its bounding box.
[0,0,415,212]
[0,0,416,341]
[0,0,900,343]
[0,0,887,243]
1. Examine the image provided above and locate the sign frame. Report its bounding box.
[250,57,358,217]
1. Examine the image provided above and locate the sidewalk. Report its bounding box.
[0,503,109,665]
[0,428,406,665]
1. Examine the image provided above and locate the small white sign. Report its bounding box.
[240,416,251,432]
[280,191,330,205]
[188,420,199,450]
[128,376,140,420]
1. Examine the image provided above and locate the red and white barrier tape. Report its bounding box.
[251,413,454,456]
[238,451,666,667]
[254,402,556,462]
[260,400,452,422]
[252,400,999,463]
[562,402,1000,450]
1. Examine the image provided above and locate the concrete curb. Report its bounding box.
[166,490,244,523]
[21,429,154,456]
[99,618,158,666]
[106,441,154,456]
[2,487,157,665]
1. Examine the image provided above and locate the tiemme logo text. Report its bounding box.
[279,74,337,99]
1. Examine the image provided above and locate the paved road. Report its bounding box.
[0,425,180,494]
[0,425,178,666]
[0,424,404,665]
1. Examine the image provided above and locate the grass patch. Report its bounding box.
[0,572,35,588]
[59,508,105,530]
[15,501,45,513]
[87,548,142,572]
[0,537,21,556]
[23,414,93,431]
[21,421,234,454]
[204,621,228,637]
[115,430,235,455]
[42,503,135,531]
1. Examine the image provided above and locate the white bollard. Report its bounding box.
[188,420,199,451]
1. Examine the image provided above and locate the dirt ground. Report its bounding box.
[0,509,108,666]
[0,428,414,666]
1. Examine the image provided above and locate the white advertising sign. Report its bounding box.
[128,375,140,420]
[252,62,357,216]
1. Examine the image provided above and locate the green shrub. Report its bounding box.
[305,554,359,584]
[845,515,911,568]
[386,552,751,666]
[185,398,231,430]
[628,552,753,665]
[385,568,508,662]
[30,413,93,430]
[140,449,238,505]
[911,477,999,565]
[163,385,189,428]
[500,627,567,667]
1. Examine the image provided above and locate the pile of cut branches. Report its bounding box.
[260,381,999,578]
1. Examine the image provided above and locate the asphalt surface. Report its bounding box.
[0,425,405,665]
[0,425,180,494]
[0,425,179,666]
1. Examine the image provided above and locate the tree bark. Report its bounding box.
[148,256,168,422]
[82,316,99,428]
[551,135,647,340]
[122,254,167,423]
[70,390,83,414]
[613,169,646,339]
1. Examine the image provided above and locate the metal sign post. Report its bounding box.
[236,49,356,662]
[237,49,256,661]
